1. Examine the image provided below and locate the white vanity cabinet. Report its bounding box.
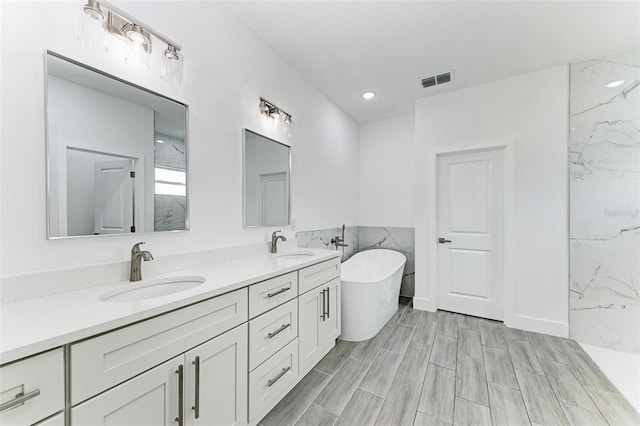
[0,348,64,426]
[72,324,248,426]
[70,288,248,426]
[298,259,342,376]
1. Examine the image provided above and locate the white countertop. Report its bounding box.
[0,248,340,365]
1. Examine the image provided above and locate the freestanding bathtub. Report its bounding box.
[340,249,406,341]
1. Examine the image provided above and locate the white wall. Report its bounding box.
[359,113,415,227]
[0,1,359,276]
[414,66,570,336]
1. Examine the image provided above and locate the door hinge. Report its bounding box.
[130,226,136,232]
[130,171,135,178]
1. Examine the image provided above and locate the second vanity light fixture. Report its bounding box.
[259,98,294,138]
[78,0,184,85]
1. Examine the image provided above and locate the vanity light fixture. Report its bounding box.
[362,91,376,100]
[259,98,294,138]
[606,80,625,88]
[78,0,184,85]
[78,0,108,51]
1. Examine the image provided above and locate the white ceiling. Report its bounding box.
[221,1,640,124]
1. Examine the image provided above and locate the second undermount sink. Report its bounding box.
[275,251,316,260]
[100,276,206,302]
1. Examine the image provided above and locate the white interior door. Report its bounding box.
[94,160,134,234]
[436,148,504,320]
[259,172,288,226]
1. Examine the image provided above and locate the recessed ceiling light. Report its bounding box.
[606,80,625,88]
[362,91,375,100]
[155,139,164,144]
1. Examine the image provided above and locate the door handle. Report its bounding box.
[321,290,326,321]
[175,364,184,426]
[192,356,200,419]
[438,237,452,244]
[325,287,330,319]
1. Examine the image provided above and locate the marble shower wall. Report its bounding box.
[569,49,640,355]
[154,134,187,232]
[297,226,415,297]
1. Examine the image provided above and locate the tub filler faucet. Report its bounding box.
[271,230,287,253]
[332,224,349,250]
[130,242,154,282]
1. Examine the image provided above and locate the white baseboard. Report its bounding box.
[506,314,568,338]
[412,296,436,312]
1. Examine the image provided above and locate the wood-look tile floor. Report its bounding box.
[259,300,640,426]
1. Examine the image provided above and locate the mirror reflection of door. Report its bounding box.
[65,148,136,236]
[243,129,291,227]
[93,160,135,235]
[259,172,289,226]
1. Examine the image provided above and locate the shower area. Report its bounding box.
[569,48,640,356]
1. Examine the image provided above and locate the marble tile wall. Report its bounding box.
[359,227,415,298]
[297,226,359,261]
[297,226,415,297]
[569,49,640,355]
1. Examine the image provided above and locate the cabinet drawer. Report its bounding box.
[298,257,340,294]
[249,272,297,318]
[249,299,298,371]
[249,339,299,422]
[0,348,64,426]
[71,287,248,405]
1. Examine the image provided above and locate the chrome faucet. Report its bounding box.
[130,242,153,282]
[271,230,287,254]
[331,224,349,249]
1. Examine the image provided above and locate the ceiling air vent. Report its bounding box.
[421,76,436,88]
[421,70,453,88]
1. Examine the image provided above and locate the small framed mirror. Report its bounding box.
[45,51,189,238]
[243,129,291,227]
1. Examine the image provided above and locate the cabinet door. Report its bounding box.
[322,278,341,348]
[71,356,182,425]
[34,412,64,426]
[298,288,324,375]
[185,324,248,426]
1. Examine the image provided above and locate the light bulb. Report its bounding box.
[160,45,184,85]
[78,0,107,52]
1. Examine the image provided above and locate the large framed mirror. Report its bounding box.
[243,129,291,227]
[45,51,189,238]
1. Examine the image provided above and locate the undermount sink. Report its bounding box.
[100,276,206,302]
[275,251,316,260]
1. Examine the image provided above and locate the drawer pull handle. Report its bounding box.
[268,323,290,339]
[192,356,200,419]
[175,364,184,426]
[0,389,40,412]
[267,366,291,387]
[267,287,290,298]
